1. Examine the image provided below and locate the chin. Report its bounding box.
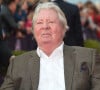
[42,40,52,44]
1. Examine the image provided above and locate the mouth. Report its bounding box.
[42,33,51,37]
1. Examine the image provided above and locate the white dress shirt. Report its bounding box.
[37,43,65,90]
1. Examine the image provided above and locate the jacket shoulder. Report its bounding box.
[72,46,96,52]
[13,50,37,63]
[71,46,96,58]
[64,45,95,52]
[8,50,38,73]
[64,45,96,63]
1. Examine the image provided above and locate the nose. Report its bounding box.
[42,22,50,30]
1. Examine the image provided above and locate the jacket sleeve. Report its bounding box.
[2,13,19,30]
[0,59,15,90]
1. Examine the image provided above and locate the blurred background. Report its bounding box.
[67,0,100,4]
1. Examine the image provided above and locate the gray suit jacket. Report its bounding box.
[0,45,100,90]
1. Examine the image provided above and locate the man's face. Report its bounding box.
[11,2,17,13]
[33,9,65,46]
[10,0,19,14]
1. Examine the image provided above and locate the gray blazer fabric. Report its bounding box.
[0,45,99,90]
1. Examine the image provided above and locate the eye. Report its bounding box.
[36,22,43,24]
[48,21,54,24]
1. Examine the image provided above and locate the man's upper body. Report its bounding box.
[0,2,100,90]
[50,0,84,46]
[0,45,99,90]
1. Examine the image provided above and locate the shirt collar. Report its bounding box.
[37,42,64,59]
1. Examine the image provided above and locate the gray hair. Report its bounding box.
[32,2,69,32]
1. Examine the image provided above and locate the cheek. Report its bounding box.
[53,27,64,38]
[34,30,39,38]
[34,25,39,33]
[33,26,43,40]
[52,31,62,41]
[33,27,39,38]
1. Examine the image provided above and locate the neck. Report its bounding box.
[39,41,63,56]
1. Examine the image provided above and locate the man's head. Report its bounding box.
[32,2,69,49]
[2,0,20,13]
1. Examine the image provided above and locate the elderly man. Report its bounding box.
[0,2,100,90]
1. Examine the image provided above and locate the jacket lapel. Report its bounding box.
[28,51,40,90]
[64,45,75,90]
